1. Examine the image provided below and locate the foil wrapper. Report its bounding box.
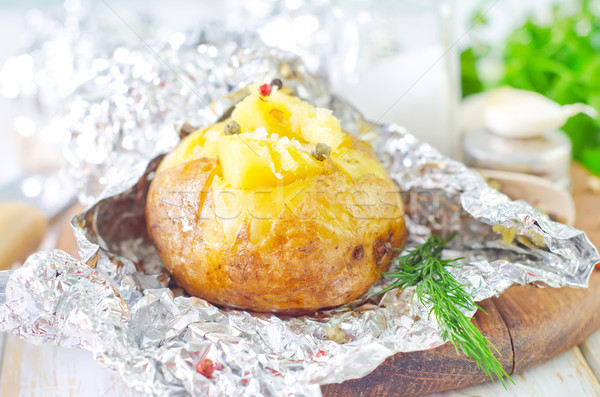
[1,14,600,397]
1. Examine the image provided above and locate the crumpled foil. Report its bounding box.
[0,0,341,203]
[1,10,600,397]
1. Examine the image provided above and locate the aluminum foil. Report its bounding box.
[1,9,600,397]
[0,0,343,204]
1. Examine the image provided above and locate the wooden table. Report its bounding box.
[1,164,599,396]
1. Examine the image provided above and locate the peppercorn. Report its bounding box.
[258,83,272,96]
[196,358,216,378]
[312,143,331,161]
[270,78,283,90]
[224,120,241,135]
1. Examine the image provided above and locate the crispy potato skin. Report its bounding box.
[146,146,406,314]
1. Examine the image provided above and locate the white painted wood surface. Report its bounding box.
[2,330,600,396]
[580,327,600,382]
[0,335,136,397]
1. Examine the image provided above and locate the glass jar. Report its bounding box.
[327,0,458,157]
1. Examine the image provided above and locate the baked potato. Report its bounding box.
[146,83,407,314]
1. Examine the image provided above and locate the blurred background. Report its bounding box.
[0,0,598,208]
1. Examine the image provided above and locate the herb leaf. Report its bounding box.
[377,234,513,387]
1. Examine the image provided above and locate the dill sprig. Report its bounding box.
[377,234,513,387]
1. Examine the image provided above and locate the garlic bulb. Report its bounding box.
[483,87,597,138]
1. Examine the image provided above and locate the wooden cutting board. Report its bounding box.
[55,164,600,396]
[322,164,600,396]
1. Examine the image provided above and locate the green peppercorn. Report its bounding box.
[312,143,331,161]
[224,120,241,135]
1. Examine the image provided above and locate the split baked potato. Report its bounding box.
[146,83,406,314]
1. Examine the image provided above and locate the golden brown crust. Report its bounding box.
[146,144,406,314]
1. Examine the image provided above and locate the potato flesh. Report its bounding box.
[230,88,345,150]
[158,85,382,192]
[216,135,278,189]
[216,133,322,189]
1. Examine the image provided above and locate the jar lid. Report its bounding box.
[463,128,571,165]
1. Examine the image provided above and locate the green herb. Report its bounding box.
[377,234,513,387]
[461,0,600,176]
